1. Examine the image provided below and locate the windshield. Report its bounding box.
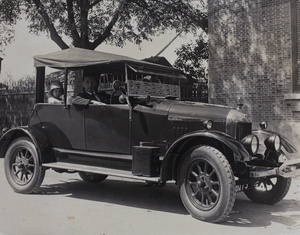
[98,66,181,99]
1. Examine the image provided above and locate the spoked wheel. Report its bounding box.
[4,137,45,193]
[244,176,291,204]
[78,172,108,183]
[178,146,236,222]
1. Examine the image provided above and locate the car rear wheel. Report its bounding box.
[178,146,236,222]
[4,137,45,194]
[78,172,108,183]
[243,176,291,204]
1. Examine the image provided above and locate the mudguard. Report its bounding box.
[160,130,251,182]
[0,126,53,163]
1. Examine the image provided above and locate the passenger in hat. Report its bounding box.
[48,81,64,104]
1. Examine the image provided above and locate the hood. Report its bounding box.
[166,100,251,138]
[168,101,235,122]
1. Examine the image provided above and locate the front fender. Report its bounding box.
[0,126,53,163]
[166,130,250,160]
[160,130,251,182]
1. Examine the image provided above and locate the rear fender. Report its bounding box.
[160,131,250,182]
[0,126,53,163]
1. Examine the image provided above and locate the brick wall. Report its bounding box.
[208,0,300,145]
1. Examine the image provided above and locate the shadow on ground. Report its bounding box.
[224,194,300,230]
[37,173,300,230]
[38,176,187,215]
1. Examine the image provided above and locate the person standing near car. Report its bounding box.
[72,74,106,106]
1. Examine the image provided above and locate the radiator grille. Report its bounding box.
[236,122,252,141]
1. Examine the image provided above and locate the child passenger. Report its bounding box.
[48,81,64,104]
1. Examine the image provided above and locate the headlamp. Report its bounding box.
[241,135,259,155]
[264,135,281,152]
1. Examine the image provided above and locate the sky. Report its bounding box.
[0,19,197,81]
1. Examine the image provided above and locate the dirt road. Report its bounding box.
[0,158,300,235]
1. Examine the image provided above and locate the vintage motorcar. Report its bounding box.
[1,48,300,222]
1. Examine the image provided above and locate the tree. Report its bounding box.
[174,36,208,81]
[0,0,208,50]
[0,1,17,54]
[0,0,20,54]
[174,36,208,102]
[0,24,14,54]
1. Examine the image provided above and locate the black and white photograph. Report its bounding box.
[0,1,300,234]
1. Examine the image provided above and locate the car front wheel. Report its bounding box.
[4,137,45,194]
[178,146,236,222]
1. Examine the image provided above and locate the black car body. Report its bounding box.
[1,48,300,222]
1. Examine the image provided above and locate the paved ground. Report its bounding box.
[0,158,300,235]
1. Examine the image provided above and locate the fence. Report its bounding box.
[0,93,35,129]
[0,79,34,129]
[181,84,208,103]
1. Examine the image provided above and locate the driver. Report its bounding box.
[72,74,106,106]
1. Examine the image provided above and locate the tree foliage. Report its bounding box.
[174,36,208,80]
[0,24,15,54]
[0,0,19,53]
[0,0,207,50]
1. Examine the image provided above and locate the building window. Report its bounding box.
[291,0,300,92]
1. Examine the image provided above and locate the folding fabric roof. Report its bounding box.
[33,47,184,79]
[34,47,138,68]
[33,47,185,103]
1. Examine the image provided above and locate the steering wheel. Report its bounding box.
[112,80,124,92]
[111,80,127,104]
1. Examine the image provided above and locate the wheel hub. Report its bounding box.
[197,175,211,192]
[11,149,35,185]
[17,157,30,171]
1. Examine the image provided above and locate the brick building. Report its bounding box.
[208,0,300,144]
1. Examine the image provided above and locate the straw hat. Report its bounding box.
[49,81,64,96]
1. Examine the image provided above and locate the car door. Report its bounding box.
[29,104,86,150]
[84,104,130,154]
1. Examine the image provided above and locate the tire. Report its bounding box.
[178,146,236,222]
[78,172,108,183]
[244,176,291,204]
[4,137,45,194]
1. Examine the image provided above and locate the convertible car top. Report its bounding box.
[33,47,138,68]
[33,47,184,78]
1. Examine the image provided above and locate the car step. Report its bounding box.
[42,162,161,183]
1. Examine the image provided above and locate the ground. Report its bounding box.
[0,158,300,235]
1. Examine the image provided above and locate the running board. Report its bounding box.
[42,162,161,183]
